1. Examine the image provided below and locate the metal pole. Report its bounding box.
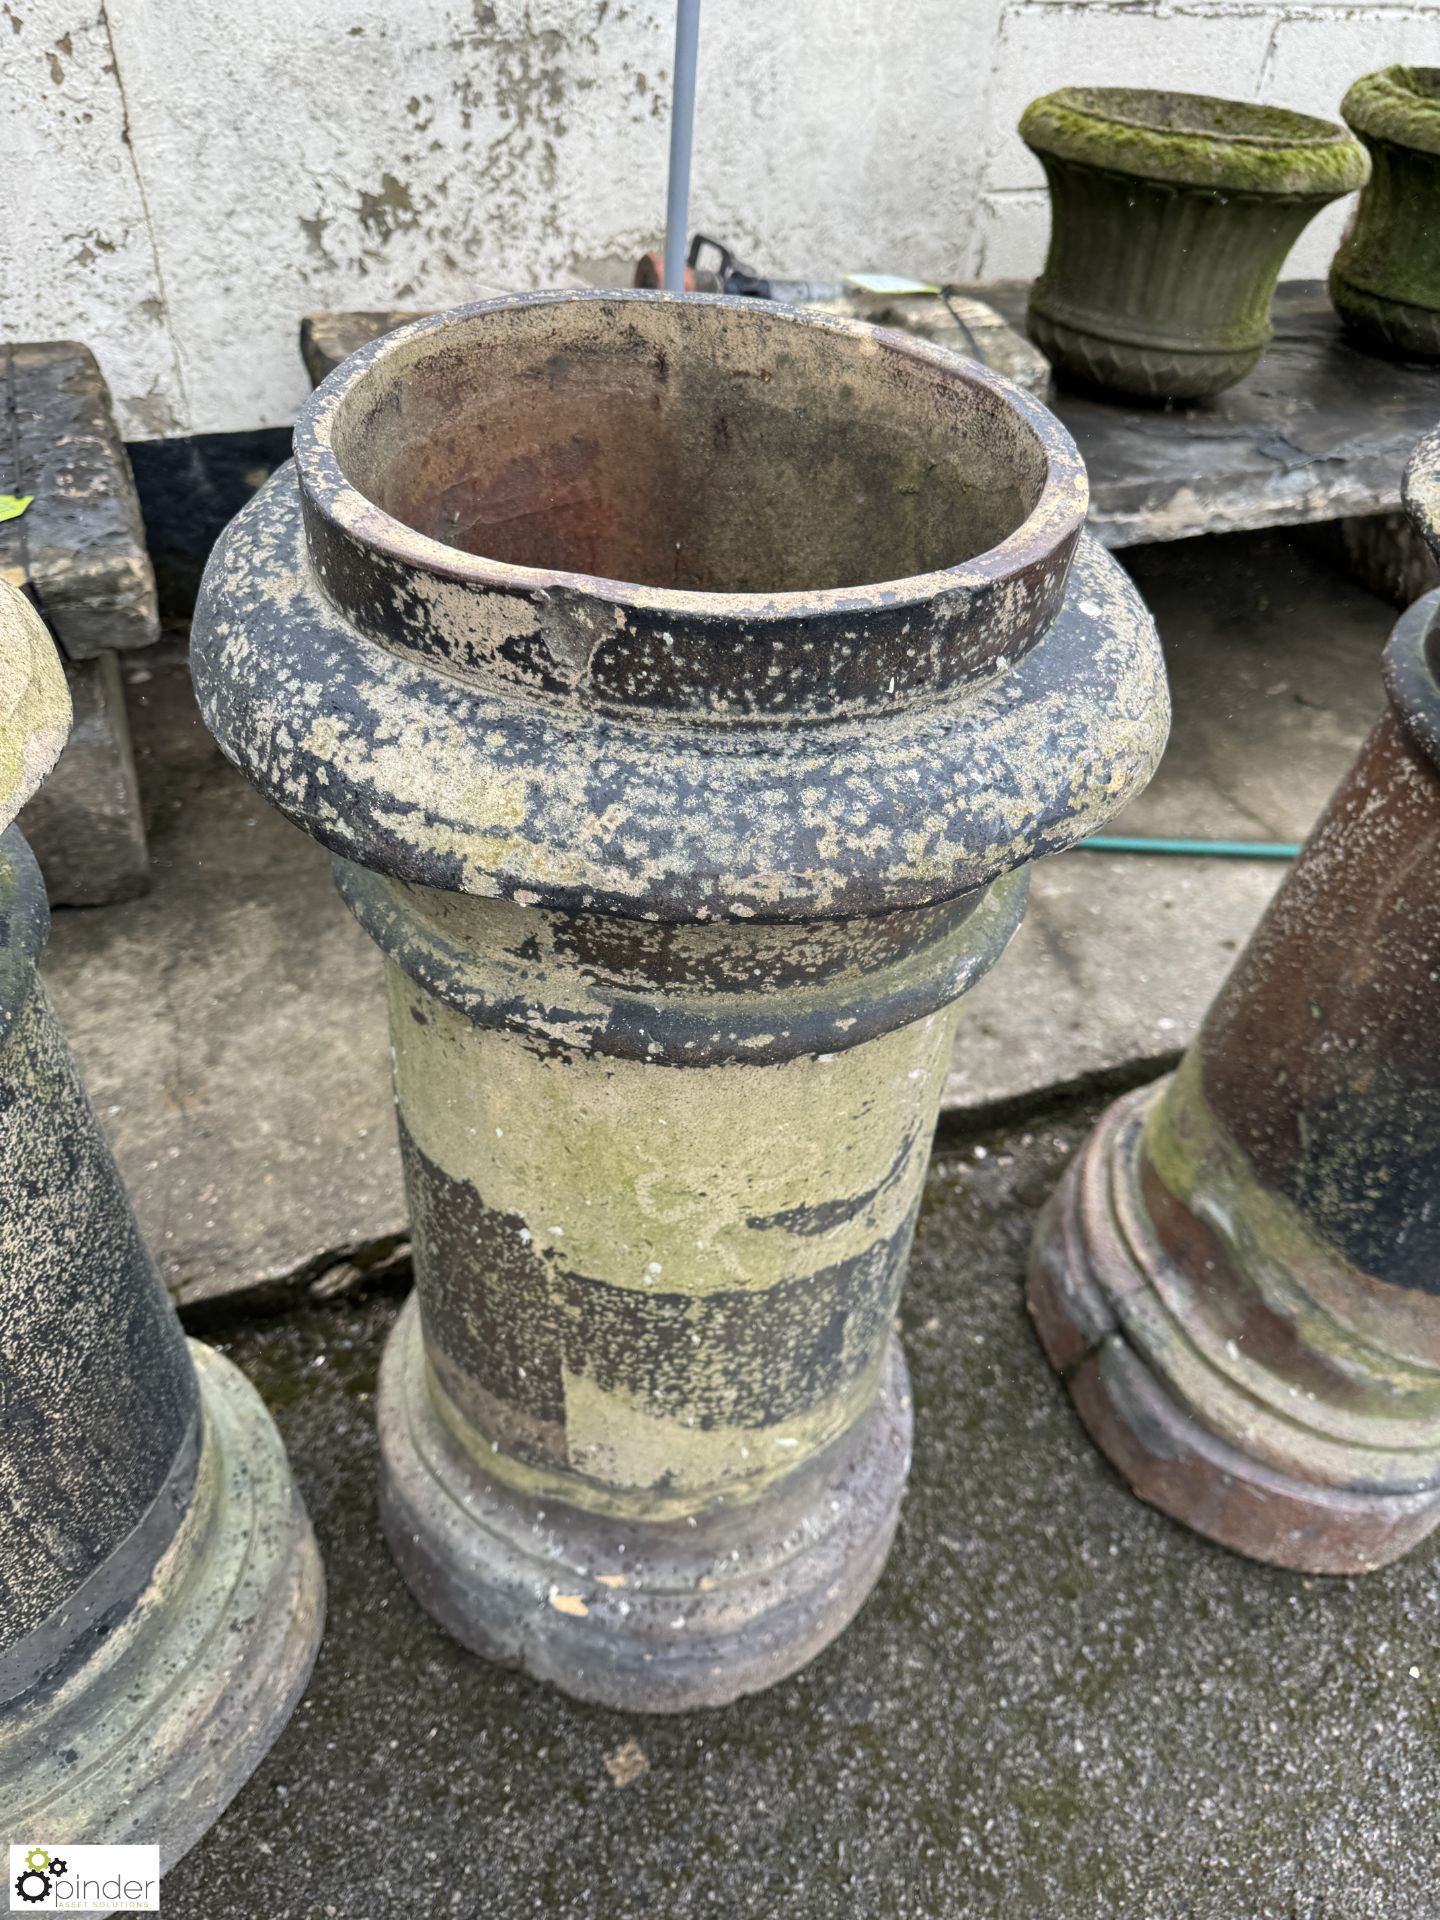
[662,0,701,291]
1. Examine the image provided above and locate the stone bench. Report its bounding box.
[4,342,158,904]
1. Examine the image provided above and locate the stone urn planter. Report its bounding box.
[1021,87,1369,400]
[192,290,1168,1710]
[1029,424,1440,1576]
[1331,67,1440,360]
[0,582,323,1862]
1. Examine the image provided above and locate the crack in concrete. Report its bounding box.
[95,0,191,433]
[175,1230,413,1333]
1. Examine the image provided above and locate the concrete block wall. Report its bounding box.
[2,0,1434,439]
[972,2,1440,281]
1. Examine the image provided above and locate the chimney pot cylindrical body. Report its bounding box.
[1029,425,1440,1575]
[193,291,1168,1708]
[0,584,324,1861]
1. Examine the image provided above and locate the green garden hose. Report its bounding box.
[1078,835,1300,859]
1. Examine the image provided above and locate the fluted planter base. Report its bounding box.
[1025,306,1263,404]
[1330,273,1440,361]
[1027,1087,1440,1574]
[378,1295,910,1711]
[0,1344,324,1866]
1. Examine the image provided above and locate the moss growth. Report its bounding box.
[1343,66,1440,160]
[1021,87,1369,196]
[1024,86,1369,397]
[1332,69,1440,345]
[391,953,959,1511]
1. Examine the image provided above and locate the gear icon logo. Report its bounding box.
[13,1847,67,1903]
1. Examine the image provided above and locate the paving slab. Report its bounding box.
[161,1098,1440,1920]
[944,526,1387,1111]
[41,528,1389,1302]
[42,642,405,1303]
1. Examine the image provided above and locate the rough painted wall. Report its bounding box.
[2,0,1434,439]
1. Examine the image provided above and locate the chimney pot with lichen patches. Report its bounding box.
[192,289,1167,1710]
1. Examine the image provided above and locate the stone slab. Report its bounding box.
[41,526,1389,1302]
[161,1101,1440,1918]
[976,279,1440,549]
[1,341,159,658]
[3,340,157,903]
[300,309,422,388]
[43,641,404,1305]
[17,651,148,906]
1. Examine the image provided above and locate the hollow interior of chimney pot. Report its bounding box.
[328,299,1052,596]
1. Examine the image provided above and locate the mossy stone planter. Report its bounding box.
[192,290,1168,1711]
[1022,88,1368,401]
[1331,68,1440,360]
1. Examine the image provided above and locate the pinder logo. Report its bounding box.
[9,1845,160,1911]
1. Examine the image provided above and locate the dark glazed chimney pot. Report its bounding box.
[1029,425,1440,1576]
[0,583,323,1860]
[192,290,1168,1709]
